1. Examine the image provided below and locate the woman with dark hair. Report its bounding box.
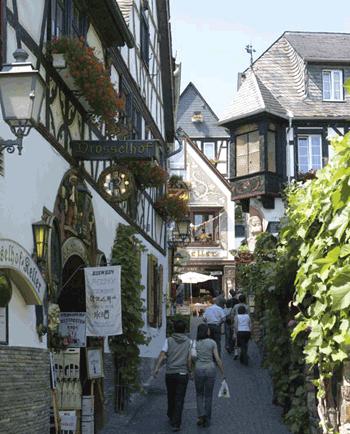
[190,323,225,428]
[234,305,251,365]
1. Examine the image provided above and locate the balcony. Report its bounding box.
[230,172,284,209]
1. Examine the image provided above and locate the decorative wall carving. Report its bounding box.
[187,154,225,206]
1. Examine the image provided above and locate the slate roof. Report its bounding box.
[177,82,229,138]
[285,31,350,62]
[219,31,350,126]
[115,0,133,25]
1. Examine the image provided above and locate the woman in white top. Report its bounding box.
[234,305,251,365]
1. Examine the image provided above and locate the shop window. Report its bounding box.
[140,5,150,69]
[147,255,162,328]
[192,211,220,243]
[236,130,260,176]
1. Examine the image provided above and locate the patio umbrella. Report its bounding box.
[178,272,218,304]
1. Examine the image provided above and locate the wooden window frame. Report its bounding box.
[322,69,344,101]
[297,134,322,173]
[140,5,150,70]
[147,255,162,328]
[235,129,260,176]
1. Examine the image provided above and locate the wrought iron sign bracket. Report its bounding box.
[0,136,23,155]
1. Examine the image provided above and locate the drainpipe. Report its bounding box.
[165,128,184,159]
[286,111,294,182]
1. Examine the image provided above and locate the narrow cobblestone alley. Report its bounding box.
[102,318,291,434]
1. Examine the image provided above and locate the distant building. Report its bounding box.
[169,83,242,297]
[219,31,350,236]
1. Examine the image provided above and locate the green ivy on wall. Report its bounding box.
[109,224,149,397]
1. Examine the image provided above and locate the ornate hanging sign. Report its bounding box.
[97,165,134,203]
[71,140,160,161]
[0,239,46,305]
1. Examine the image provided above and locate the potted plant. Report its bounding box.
[154,194,189,222]
[168,175,191,201]
[49,37,125,136]
[125,161,168,188]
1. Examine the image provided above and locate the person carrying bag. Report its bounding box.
[189,323,225,428]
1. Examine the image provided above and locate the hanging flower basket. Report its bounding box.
[49,37,125,136]
[154,194,189,222]
[125,161,168,188]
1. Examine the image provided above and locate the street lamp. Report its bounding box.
[0,48,46,155]
[32,219,50,264]
[167,217,191,248]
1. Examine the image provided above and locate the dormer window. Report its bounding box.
[322,70,343,101]
[191,111,203,123]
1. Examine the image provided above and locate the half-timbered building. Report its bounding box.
[169,84,239,298]
[219,31,350,238]
[0,1,174,432]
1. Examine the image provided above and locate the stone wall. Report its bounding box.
[0,346,50,434]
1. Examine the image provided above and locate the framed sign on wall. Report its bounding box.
[86,347,104,379]
[0,306,8,345]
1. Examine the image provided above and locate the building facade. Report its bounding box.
[219,31,350,245]
[169,83,240,297]
[0,1,174,432]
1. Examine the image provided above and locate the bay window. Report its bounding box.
[322,70,343,101]
[297,135,322,173]
[236,130,260,176]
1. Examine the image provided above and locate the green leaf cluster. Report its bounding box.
[287,134,350,395]
[108,224,149,396]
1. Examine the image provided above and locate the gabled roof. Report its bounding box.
[219,71,287,125]
[219,31,350,126]
[177,82,229,138]
[284,31,350,62]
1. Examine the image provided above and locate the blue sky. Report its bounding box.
[170,0,350,117]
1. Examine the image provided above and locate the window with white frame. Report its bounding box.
[297,135,322,173]
[203,142,215,160]
[322,70,343,101]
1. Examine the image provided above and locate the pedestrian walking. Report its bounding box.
[224,290,238,353]
[190,323,225,428]
[153,320,192,432]
[203,296,226,355]
[234,305,251,365]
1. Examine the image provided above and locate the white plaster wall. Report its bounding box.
[16,0,46,44]
[8,283,46,348]
[250,198,285,231]
[0,123,69,348]
[89,188,168,358]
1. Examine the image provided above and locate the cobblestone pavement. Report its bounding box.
[101,318,291,434]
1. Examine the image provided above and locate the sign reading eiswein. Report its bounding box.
[71,140,160,161]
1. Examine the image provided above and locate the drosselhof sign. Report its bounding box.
[71,140,160,161]
[0,239,46,305]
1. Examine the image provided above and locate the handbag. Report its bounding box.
[190,340,197,359]
[218,379,230,398]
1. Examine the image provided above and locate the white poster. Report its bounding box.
[84,266,122,336]
[59,312,86,347]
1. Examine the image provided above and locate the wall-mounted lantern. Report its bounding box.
[0,49,46,155]
[32,219,50,263]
